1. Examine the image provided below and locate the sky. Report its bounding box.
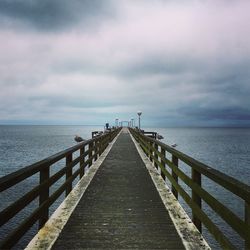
[0,0,250,127]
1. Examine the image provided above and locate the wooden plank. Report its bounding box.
[0,168,81,249]
[164,156,248,239]
[0,130,121,193]
[66,153,73,196]
[245,202,250,250]
[0,165,67,227]
[52,132,185,250]
[157,163,235,250]
[154,143,159,169]
[172,155,178,199]
[0,128,122,248]
[80,146,85,178]
[39,165,50,228]
[161,147,166,181]
[136,131,250,203]
[192,168,202,232]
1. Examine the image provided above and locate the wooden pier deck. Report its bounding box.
[51,129,185,249]
[2,126,249,249]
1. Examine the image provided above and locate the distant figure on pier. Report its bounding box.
[74,135,85,143]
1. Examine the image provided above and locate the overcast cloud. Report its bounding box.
[0,0,250,126]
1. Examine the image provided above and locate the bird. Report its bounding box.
[156,134,164,140]
[171,143,177,148]
[74,135,85,143]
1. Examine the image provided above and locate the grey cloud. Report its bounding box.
[0,0,114,31]
[178,106,250,125]
[0,0,250,126]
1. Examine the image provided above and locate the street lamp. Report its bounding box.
[137,111,142,130]
[115,118,119,127]
[131,118,134,127]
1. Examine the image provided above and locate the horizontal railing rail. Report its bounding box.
[0,128,121,249]
[129,128,250,250]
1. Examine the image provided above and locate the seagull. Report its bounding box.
[74,135,85,143]
[156,134,164,140]
[171,143,177,148]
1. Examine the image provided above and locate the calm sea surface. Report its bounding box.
[0,126,249,249]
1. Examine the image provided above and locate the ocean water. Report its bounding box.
[0,126,249,249]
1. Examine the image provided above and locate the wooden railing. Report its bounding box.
[129,128,250,250]
[0,128,121,249]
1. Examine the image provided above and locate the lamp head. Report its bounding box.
[137,111,142,116]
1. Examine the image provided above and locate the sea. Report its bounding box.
[0,125,249,249]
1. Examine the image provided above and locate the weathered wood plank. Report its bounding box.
[52,131,185,250]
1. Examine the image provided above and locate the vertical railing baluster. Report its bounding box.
[89,141,93,167]
[80,145,85,178]
[161,147,166,181]
[146,140,150,157]
[143,137,147,155]
[100,135,105,154]
[66,153,73,196]
[245,201,250,250]
[150,141,153,162]
[94,140,98,161]
[39,165,50,229]
[154,143,159,171]
[172,155,178,199]
[192,168,202,232]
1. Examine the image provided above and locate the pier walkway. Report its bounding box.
[52,129,185,249]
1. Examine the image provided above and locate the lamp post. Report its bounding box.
[131,118,134,127]
[115,118,119,127]
[137,111,142,130]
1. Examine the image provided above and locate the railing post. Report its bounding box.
[245,201,250,250]
[100,136,105,154]
[94,140,98,161]
[161,147,166,181]
[172,155,178,199]
[141,135,148,156]
[66,153,73,196]
[154,143,159,170]
[89,142,93,167]
[149,141,153,162]
[80,146,85,178]
[39,165,50,229]
[192,168,202,232]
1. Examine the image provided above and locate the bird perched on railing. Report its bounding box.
[171,143,177,148]
[156,134,164,140]
[74,135,85,143]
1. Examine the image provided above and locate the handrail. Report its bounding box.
[0,128,121,249]
[145,135,250,203]
[129,128,250,250]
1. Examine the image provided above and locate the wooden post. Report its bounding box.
[80,146,85,178]
[172,155,178,199]
[94,140,98,161]
[149,142,153,162]
[192,168,202,232]
[161,147,166,181]
[89,142,93,167]
[142,137,147,155]
[39,165,50,229]
[245,202,250,250]
[146,140,150,157]
[66,153,73,196]
[154,143,158,170]
[99,136,103,154]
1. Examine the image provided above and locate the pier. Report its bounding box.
[0,127,250,249]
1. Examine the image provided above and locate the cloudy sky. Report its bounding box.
[0,0,250,127]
